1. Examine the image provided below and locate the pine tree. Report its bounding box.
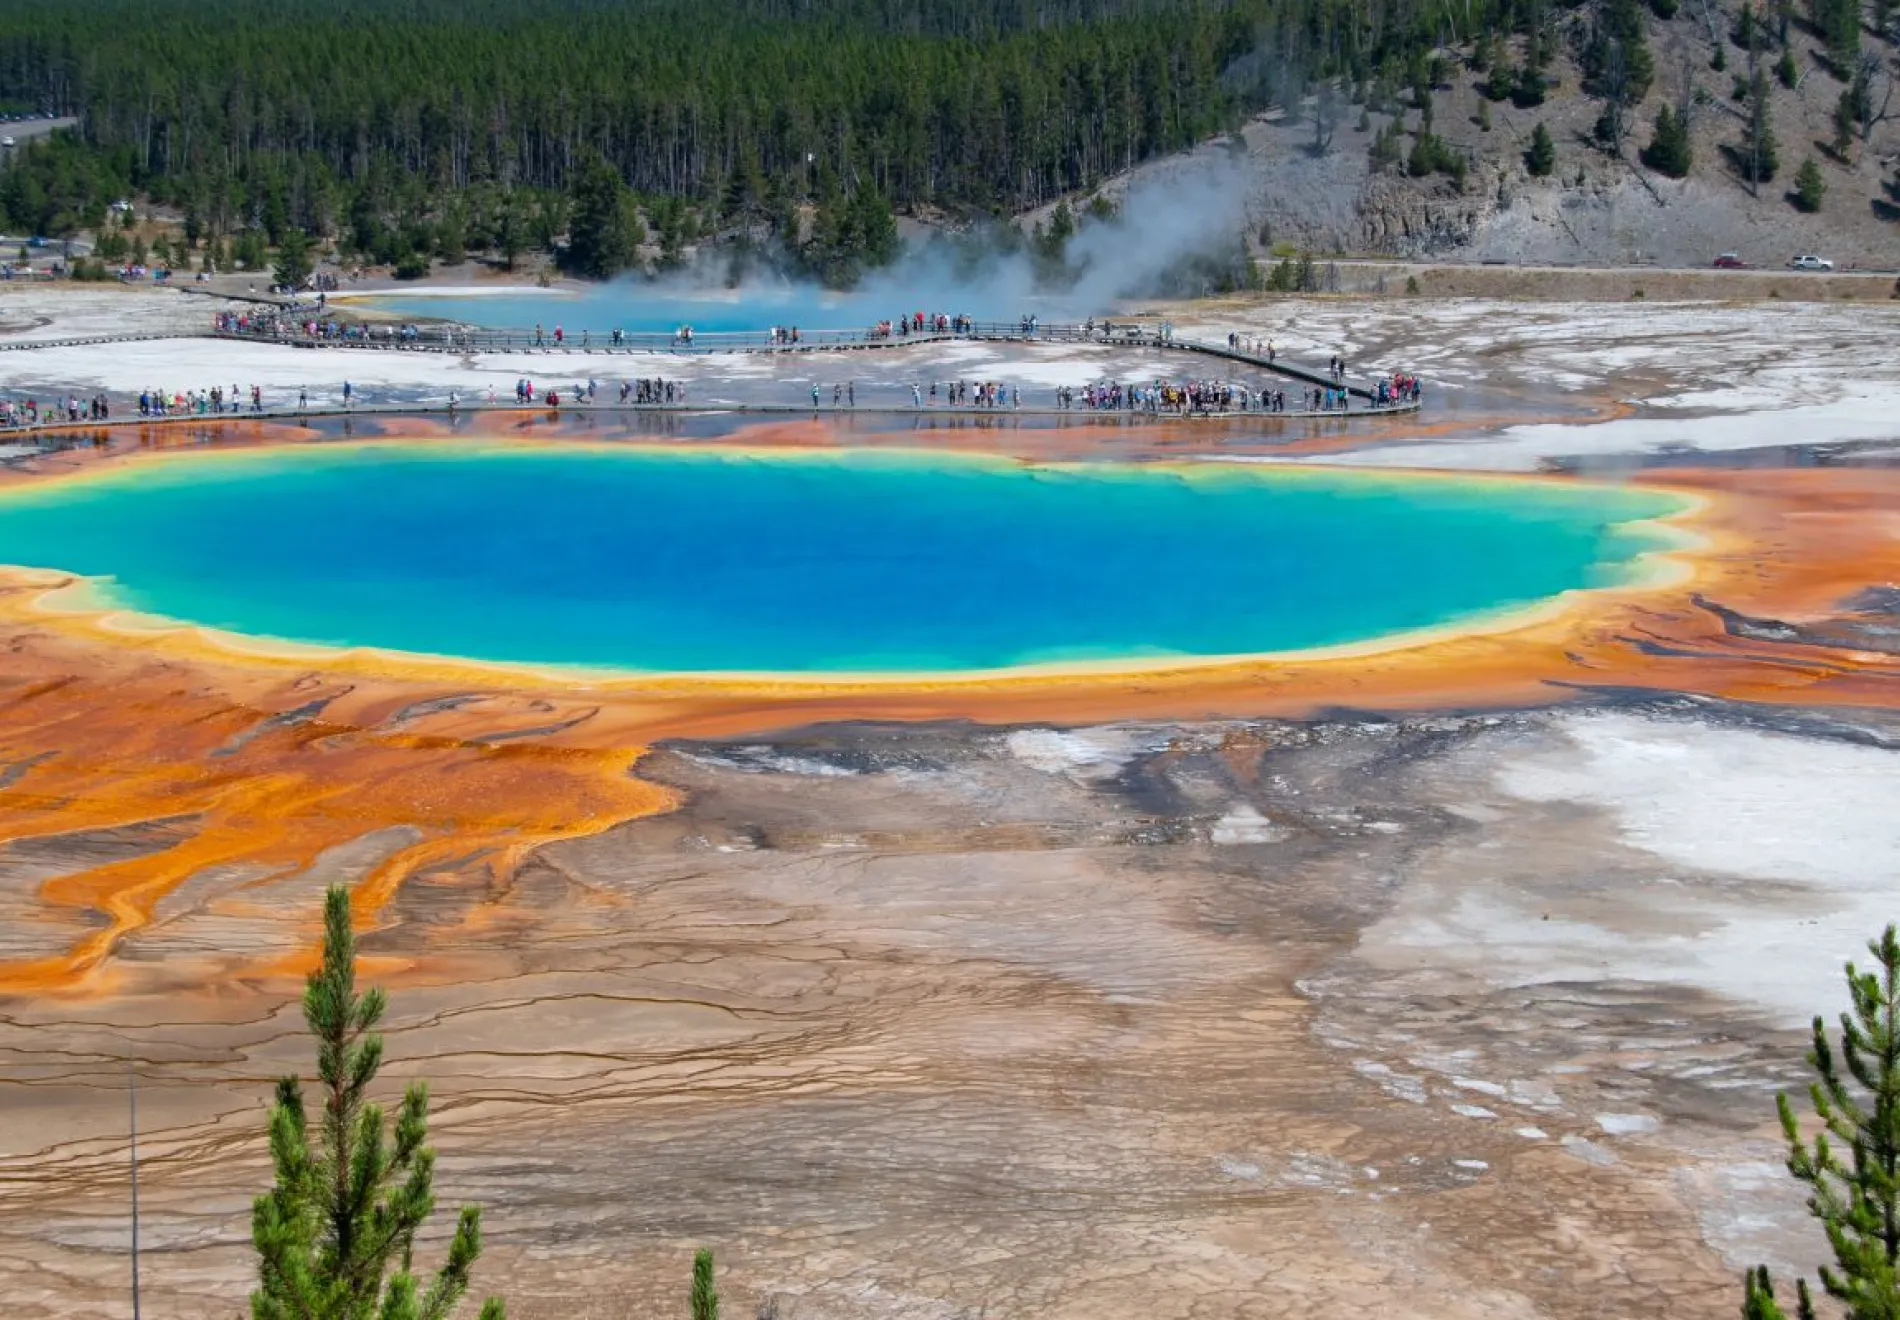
[1822,0,1860,72]
[564,153,638,279]
[1513,60,1548,107]
[1526,121,1557,175]
[1743,925,1900,1319]
[1834,90,1858,156]
[1641,103,1694,176]
[251,886,505,1320]
[1741,70,1780,187]
[1743,1264,1816,1319]
[849,184,899,269]
[271,227,313,291]
[691,1249,719,1320]
[1794,156,1827,210]
[1484,58,1516,101]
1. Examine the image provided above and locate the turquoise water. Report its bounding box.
[360,285,1023,332]
[0,446,1683,674]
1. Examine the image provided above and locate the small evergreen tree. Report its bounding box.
[1820,0,1860,73]
[1484,59,1516,101]
[1641,103,1694,176]
[1512,60,1548,107]
[1833,91,1858,157]
[691,1249,719,1320]
[1594,102,1625,150]
[1526,121,1557,175]
[1740,72,1780,187]
[1742,925,1900,1319]
[251,885,505,1320]
[1778,48,1800,89]
[1793,156,1827,210]
[272,227,313,291]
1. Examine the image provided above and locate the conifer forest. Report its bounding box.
[0,0,1564,262]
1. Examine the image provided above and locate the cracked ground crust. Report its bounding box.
[3,702,1888,1317]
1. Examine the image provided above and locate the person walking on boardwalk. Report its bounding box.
[342,380,353,408]
[812,384,820,407]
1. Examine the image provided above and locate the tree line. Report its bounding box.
[0,0,1648,274]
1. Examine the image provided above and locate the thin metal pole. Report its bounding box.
[129,1065,140,1320]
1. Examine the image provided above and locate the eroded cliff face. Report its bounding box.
[1145,118,1515,262]
[1351,166,1512,254]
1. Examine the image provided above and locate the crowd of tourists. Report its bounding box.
[1225,332,1277,362]
[498,378,688,407]
[0,395,111,427]
[1055,380,1295,414]
[215,309,463,350]
[865,313,978,340]
[138,384,266,415]
[619,378,683,404]
[901,379,1018,408]
[1373,373,1423,406]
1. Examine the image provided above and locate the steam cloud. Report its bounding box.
[609,158,1254,326]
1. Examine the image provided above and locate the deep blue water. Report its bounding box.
[0,446,1683,674]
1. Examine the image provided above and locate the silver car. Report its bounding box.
[1789,254,1835,271]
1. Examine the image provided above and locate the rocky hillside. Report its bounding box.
[1075,0,1899,269]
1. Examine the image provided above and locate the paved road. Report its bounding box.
[0,118,88,256]
[0,116,78,153]
[1320,254,1897,275]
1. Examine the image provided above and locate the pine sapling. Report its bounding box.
[251,885,506,1320]
[1743,925,1900,1319]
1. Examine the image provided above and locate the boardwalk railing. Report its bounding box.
[208,317,1397,401]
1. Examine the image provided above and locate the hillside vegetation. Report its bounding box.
[0,0,1890,280]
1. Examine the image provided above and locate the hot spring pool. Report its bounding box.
[0,445,1686,675]
[351,285,1032,333]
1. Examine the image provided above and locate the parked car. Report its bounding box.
[0,137,14,149]
[1713,252,1746,268]
[1789,254,1834,271]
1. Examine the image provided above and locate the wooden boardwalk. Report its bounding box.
[0,393,1418,449]
[199,317,1401,401]
[0,319,1423,445]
